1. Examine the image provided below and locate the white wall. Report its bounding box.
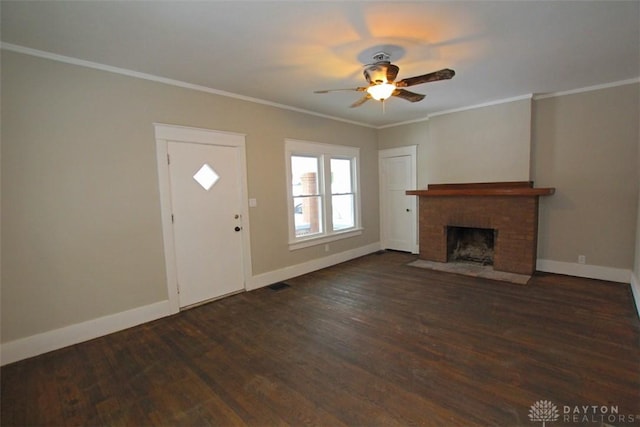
[379,85,639,282]
[632,95,640,314]
[1,50,380,358]
[533,84,639,273]
[378,98,533,188]
[426,99,532,184]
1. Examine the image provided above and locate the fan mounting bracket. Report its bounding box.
[371,51,391,63]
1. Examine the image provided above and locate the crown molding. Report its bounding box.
[0,42,376,129]
[533,78,640,100]
[4,42,638,131]
[377,94,534,129]
[379,76,640,129]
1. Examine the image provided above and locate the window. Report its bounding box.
[286,139,362,250]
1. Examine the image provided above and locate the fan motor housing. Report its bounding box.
[364,63,399,84]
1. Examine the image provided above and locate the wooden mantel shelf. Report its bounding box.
[406,188,555,197]
[405,181,555,197]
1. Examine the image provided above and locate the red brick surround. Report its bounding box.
[407,182,555,275]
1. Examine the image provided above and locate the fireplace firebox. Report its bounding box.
[447,226,496,265]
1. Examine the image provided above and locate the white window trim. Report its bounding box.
[285,139,363,250]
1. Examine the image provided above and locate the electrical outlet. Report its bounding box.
[578,255,586,264]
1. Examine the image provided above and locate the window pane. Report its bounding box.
[294,196,323,237]
[330,158,352,194]
[292,156,320,196]
[332,194,354,231]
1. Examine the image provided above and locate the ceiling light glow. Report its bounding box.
[367,83,396,101]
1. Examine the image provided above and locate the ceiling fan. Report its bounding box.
[315,52,455,108]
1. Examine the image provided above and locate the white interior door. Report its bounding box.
[168,141,245,307]
[379,146,418,253]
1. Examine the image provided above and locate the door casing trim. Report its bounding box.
[154,123,252,313]
[378,146,418,254]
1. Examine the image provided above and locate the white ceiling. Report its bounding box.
[2,1,639,127]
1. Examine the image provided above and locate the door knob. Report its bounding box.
[234,226,242,232]
[406,208,411,212]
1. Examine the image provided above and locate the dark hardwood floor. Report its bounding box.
[2,251,639,426]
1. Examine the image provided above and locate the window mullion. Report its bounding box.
[323,155,333,233]
[352,157,358,229]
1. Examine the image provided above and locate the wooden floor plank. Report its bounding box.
[2,251,639,426]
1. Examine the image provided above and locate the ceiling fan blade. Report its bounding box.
[350,93,372,108]
[314,87,367,94]
[386,64,399,83]
[395,68,455,88]
[392,89,426,103]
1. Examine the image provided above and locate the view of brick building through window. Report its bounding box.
[300,172,320,235]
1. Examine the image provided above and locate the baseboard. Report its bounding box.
[1,300,173,366]
[1,243,382,365]
[246,242,382,291]
[3,251,632,365]
[536,259,632,284]
[630,273,640,319]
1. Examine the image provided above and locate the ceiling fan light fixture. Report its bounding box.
[367,83,396,101]
[314,50,454,108]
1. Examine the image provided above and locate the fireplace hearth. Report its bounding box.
[406,181,555,277]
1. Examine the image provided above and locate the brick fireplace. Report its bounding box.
[406,182,555,276]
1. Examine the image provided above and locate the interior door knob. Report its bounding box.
[234,226,242,232]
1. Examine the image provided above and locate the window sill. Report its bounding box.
[288,228,364,251]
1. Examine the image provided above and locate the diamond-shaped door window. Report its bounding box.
[193,163,219,191]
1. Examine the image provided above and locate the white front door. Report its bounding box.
[167,141,245,307]
[379,146,418,253]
